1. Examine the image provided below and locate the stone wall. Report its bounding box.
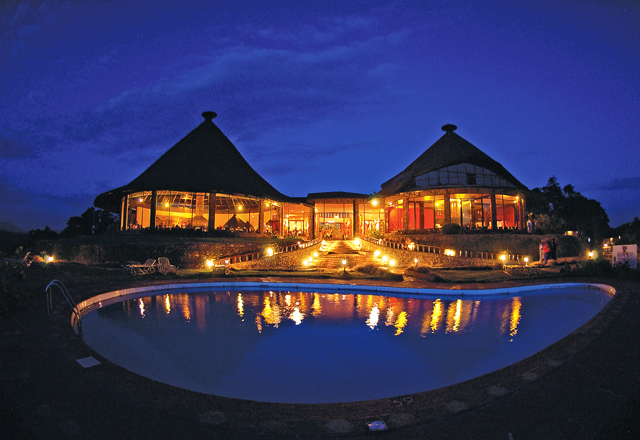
[360,239,502,268]
[232,242,323,270]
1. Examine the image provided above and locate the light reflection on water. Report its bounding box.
[82,287,611,403]
[127,291,526,337]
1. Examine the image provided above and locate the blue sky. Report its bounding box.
[1,0,639,231]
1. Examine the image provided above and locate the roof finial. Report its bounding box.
[441,124,457,133]
[202,111,217,121]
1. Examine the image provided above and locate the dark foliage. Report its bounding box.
[610,217,640,245]
[441,223,462,235]
[27,226,58,244]
[61,208,118,237]
[529,176,609,242]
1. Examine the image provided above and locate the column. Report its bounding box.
[150,190,157,230]
[121,196,127,231]
[444,193,451,224]
[353,200,359,238]
[258,200,264,234]
[308,205,315,239]
[418,201,424,230]
[208,193,216,231]
[403,199,409,232]
[490,192,497,230]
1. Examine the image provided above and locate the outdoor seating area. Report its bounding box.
[122,257,178,275]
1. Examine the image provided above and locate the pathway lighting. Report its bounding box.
[500,254,507,262]
[354,238,360,246]
[414,258,418,265]
[46,255,54,263]
[342,259,347,274]
[206,259,214,268]
[313,252,318,258]
[408,242,415,250]
[390,259,396,267]
[374,250,381,258]
[303,260,309,266]
[265,247,274,257]
[444,249,456,257]
[524,257,529,265]
[382,255,389,263]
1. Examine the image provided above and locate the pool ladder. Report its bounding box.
[46,279,82,334]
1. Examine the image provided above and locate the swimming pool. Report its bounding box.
[79,283,613,403]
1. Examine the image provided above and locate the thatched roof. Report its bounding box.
[95,112,290,212]
[307,191,370,201]
[378,124,527,196]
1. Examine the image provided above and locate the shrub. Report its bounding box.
[441,223,462,235]
[355,264,382,275]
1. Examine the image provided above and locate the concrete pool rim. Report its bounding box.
[65,279,626,436]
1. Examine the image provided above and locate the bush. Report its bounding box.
[355,263,382,275]
[441,223,462,235]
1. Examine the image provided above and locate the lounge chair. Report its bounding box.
[2,252,32,268]
[157,257,178,275]
[123,259,156,275]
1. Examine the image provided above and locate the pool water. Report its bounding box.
[80,285,612,403]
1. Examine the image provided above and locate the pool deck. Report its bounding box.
[2,276,640,439]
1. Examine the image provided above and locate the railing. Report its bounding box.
[220,237,323,265]
[46,280,82,334]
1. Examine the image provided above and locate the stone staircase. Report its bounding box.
[309,239,379,270]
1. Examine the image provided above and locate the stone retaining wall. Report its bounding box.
[360,239,502,268]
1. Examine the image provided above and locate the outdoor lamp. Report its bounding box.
[500,254,507,261]
[342,259,347,274]
[390,259,396,267]
[206,259,214,269]
[265,247,274,257]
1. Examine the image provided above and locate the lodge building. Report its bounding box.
[94,113,528,239]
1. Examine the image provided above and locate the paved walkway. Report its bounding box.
[2,276,639,439]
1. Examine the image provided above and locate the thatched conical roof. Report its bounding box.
[95,112,290,212]
[378,124,527,195]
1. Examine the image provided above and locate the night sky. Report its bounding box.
[2,0,639,232]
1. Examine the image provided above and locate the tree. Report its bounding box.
[542,176,564,212]
[61,208,118,237]
[27,226,59,243]
[529,177,610,238]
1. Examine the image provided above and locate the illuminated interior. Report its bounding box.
[123,191,311,237]
[384,192,524,233]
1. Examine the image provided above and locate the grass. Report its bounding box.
[432,266,563,283]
